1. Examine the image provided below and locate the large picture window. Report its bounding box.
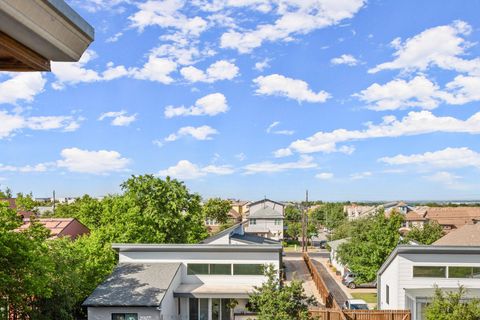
[187,264,209,275]
[449,266,480,278]
[210,264,231,275]
[412,266,446,278]
[233,264,264,275]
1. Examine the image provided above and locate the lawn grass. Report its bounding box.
[351,292,377,304]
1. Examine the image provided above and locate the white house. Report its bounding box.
[83,223,282,320]
[377,245,480,320]
[244,199,284,241]
[327,238,349,276]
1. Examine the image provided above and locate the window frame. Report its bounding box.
[111,313,138,320]
[412,266,446,278]
[187,263,210,275]
[233,264,264,275]
[385,284,389,305]
[250,218,257,225]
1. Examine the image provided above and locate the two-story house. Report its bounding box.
[83,223,282,320]
[244,199,284,241]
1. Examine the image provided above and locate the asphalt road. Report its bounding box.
[311,259,348,307]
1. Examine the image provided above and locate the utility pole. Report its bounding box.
[305,190,309,253]
[301,190,309,252]
[52,190,56,214]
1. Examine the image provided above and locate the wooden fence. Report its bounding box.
[303,253,410,320]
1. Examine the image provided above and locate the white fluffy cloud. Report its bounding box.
[425,171,465,189]
[164,93,228,118]
[276,110,480,156]
[254,58,270,71]
[356,75,480,111]
[331,54,358,66]
[220,0,365,53]
[51,50,129,89]
[0,110,82,139]
[180,60,239,83]
[0,73,46,105]
[315,172,333,180]
[243,155,316,174]
[0,163,51,173]
[98,111,137,126]
[129,55,178,84]
[57,148,130,174]
[253,74,330,103]
[379,147,480,169]
[369,20,480,75]
[165,125,218,141]
[350,171,372,180]
[158,160,234,179]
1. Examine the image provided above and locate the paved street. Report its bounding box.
[311,259,348,307]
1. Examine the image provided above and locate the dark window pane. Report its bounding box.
[210,264,231,275]
[413,266,446,278]
[449,266,472,278]
[125,314,138,320]
[189,298,198,320]
[221,299,231,320]
[212,298,220,320]
[188,264,209,275]
[233,264,264,275]
[473,267,480,278]
[112,314,125,320]
[199,299,208,320]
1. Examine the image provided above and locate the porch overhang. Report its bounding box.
[174,284,253,299]
[405,287,480,299]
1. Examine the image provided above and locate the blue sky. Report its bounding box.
[1,0,480,201]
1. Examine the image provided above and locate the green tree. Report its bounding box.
[248,265,316,320]
[15,192,36,212]
[285,222,302,241]
[0,202,54,317]
[336,210,404,282]
[51,195,104,229]
[405,221,444,245]
[203,197,232,224]
[285,205,302,222]
[321,203,346,230]
[426,286,480,320]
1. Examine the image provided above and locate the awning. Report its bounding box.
[405,287,480,299]
[174,284,254,299]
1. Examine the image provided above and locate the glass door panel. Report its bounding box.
[199,298,209,320]
[189,298,198,320]
[212,298,220,320]
[221,299,231,320]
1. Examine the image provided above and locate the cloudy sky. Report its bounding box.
[1,0,480,201]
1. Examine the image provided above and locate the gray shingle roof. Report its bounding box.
[248,206,284,219]
[83,263,180,307]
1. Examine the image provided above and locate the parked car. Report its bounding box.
[342,299,369,310]
[318,240,327,249]
[341,272,377,289]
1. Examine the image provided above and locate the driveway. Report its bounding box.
[311,259,348,307]
[283,253,324,306]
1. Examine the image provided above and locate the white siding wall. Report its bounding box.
[118,251,280,286]
[379,256,399,310]
[249,201,283,214]
[245,219,283,240]
[380,253,480,310]
[161,266,183,320]
[87,307,161,320]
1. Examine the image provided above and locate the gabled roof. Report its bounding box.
[83,263,180,307]
[248,198,284,208]
[247,206,284,219]
[328,238,349,251]
[200,221,246,244]
[404,211,427,221]
[433,223,480,246]
[16,218,89,239]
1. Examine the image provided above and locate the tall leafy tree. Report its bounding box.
[426,286,480,320]
[405,221,444,245]
[0,202,53,317]
[248,265,316,320]
[336,210,404,282]
[203,197,232,224]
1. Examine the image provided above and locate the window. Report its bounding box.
[177,297,181,315]
[188,264,209,275]
[233,264,264,275]
[413,266,446,278]
[250,218,256,225]
[449,266,480,278]
[189,298,198,320]
[274,219,281,225]
[386,285,389,304]
[112,314,138,320]
[210,264,231,275]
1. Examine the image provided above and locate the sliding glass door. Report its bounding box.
[189,298,232,320]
